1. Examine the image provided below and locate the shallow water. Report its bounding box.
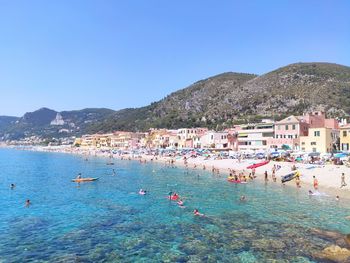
[0,149,349,262]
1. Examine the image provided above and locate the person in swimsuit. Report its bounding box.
[341,173,347,188]
[313,176,318,190]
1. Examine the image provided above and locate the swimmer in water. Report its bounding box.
[308,190,313,195]
[10,183,15,189]
[177,199,185,208]
[139,189,147,195]
[336,195,340,201]
[240,195,247,202]
[25,199,31,207]
[193,209,204,216]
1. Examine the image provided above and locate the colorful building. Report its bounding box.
[340,125,350,151]
[299,128,339,153]
[267,115,309,150]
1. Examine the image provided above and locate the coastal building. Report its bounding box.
[96,134,113,148]
[237,122,274,151]
[110,132,145,150]
[267,115,309,150]
[340,124,350,151]
[299,127,339,153]
[177,128,208,148]
[299,111,339,129]
[80,134,98,148]
[200,131,229,149]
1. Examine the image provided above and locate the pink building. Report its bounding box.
[267,115,309,150]
[300,111,339,129]
[225,126,242,151]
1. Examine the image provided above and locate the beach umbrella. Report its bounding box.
[334,153,347,158]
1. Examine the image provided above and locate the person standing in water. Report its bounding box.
[272,169,276,182]
[313,176,318,190]
[264,171,268,182]
[295,175,301,188]
[341,173,347,188]
[252,168,256,178]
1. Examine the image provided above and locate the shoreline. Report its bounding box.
[6,145,350,200]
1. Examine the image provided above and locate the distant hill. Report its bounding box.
[87,62,350,133]
[1,62,350,140]
[0,108,115,140]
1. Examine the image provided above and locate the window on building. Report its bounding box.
[343,131,347,137]
[314,131,320,137]
[285,125,289,130]
[292,124,296,130]
[302,147,305,151]
[284,135,286,138]
[277,125,281,130]
[301,142,305,145]
[211,135,214,140]
[311,142,316,145]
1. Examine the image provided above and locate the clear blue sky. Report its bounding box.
[0,0,349,116]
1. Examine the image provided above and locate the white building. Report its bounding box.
[200,131,229,149]
[237,122,274,151]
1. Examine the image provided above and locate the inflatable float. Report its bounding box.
[71,177,99,183]
[281,171,299,183]
[247,160,270,169]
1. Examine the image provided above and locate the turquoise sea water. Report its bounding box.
[0,149,349,262]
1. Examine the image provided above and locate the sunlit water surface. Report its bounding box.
[0,149,349,262]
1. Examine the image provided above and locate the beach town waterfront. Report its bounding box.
[1,148,350,262]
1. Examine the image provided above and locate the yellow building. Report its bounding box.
[73,138,82,146]
[299,128,338,153]
[80,135,98,148]
[340,125,350,151]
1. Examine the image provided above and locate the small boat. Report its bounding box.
[281,172,298,183]
[246,160,270,169]
[71,177,99,183]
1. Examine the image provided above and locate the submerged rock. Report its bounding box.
[252,239,286,251]
[314,245,350,263]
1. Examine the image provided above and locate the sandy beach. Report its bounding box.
[31,145,350,200]
[135,154,350,199]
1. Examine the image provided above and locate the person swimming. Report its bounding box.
[336,195,340,201]
[10,184,15,189]
[308,190,313,195]
[139,189,147,195]
[76,173,82,179]
[193,209,204,216]
[25,199,31,207]
[170,193,179,200]
[240,195,247,201]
